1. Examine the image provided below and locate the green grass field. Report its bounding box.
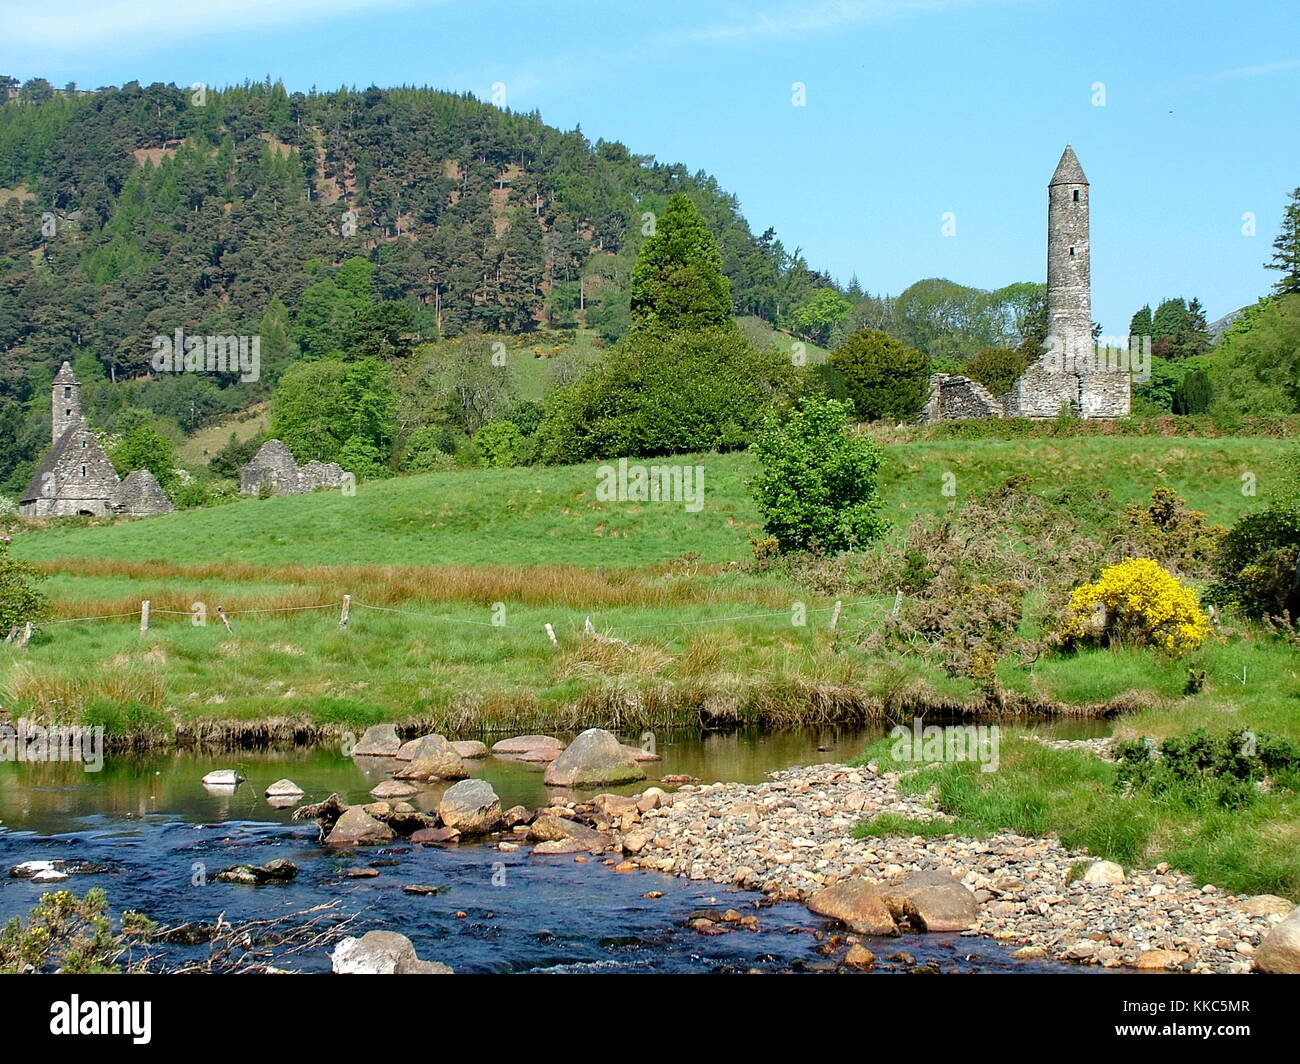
[4,433,1299,894]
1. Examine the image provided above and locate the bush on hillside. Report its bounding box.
[538,327,791,463]
[827,329,931,422]
[474,420,527,468]
[750,395,887,553]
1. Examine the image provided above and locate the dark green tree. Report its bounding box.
[628,194,733,335]
[828,329,931,422]
[1266,187,1300,296]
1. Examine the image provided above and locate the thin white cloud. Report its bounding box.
[1210,57,1300,81]
[663,0,1007,45]
[0,0,422,53]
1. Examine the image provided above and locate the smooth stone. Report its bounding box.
[450,740,489,759]
[330,930,452,974]
[543,728,645,788]
[1242,894,1294,918]
[352,724,402,757]
[201,769,244,787]
[437,778,503,835]
[325,807,395,846]
[265,778,304,798]
[369,779,420,800]
[1081,860,1125,886]
[392,734,470,780]
[806,879,898,936]
[1254,908,1300,974]
[491,734,564,757]
[879,869,980,932]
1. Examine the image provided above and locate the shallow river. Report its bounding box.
[0,723,1108,973]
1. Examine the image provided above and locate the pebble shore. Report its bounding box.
[620,761,1290,973]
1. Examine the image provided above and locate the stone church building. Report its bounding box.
[921,146,1130,422]
[19,362,175,517]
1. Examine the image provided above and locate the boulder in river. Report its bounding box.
[621,744,662,763]
[352,724,402,757]
[393,734,469,780]
[325,806,395,846]
[215,858,298,885]
[370,779,421,800]
[491,734,565,760]
[201,769,244,787]
[450,740,489,759]
[543,728,645,788]
[1254,907,1300,974]
[880,869,980,932]
[330,930,453,974]
[806,879,898,936]
[265,779,304,798]
[437,778,502,835]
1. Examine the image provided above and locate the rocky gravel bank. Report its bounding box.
[614,761,1294,974]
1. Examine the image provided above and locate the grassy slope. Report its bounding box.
[11,436,1278,569]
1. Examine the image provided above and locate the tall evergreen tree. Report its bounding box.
[628,193,733,335]
[1266,187,1300,296]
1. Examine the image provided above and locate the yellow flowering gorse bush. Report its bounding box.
[1061,557,1211,655]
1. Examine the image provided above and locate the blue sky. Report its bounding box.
[2,0,1297,334]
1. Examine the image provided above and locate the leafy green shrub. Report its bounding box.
[1207,506,1300,620]
[1115,729,1300,810]
[0,888,153,974]
[828,328,931,422]
[474,420,526,468]
[539,327,791,463]
[750,395,887,553]
[0,536,47,633]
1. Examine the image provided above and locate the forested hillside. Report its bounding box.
[0,78,846,490]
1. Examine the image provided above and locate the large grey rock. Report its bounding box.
[1255,907,1300,974]
[393,734,469,780]
[265,778,304,798]
[325,807,395,846]
[807,879,898,936]
[450,740,489,759]
[543,729,645,788]
[330,931,452,974]
[880,869,980,932]
[437,779,502,835]
[352,724,402,757]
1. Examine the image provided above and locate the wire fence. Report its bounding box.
[9,589,901,647]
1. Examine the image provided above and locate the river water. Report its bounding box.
[0,723,1108,973]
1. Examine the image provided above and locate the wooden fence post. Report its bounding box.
[339,595,351,631]
[216,607,233,633]
[829,600,843,631]
[140,600,150,635]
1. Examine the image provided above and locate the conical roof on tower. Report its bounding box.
[1049,144,1088,186]
[53,360,78,385]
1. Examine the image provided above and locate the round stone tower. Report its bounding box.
[1046,145,1090,368]
[51,360,80,444]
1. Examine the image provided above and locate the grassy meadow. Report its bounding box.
[4,431,1300,893]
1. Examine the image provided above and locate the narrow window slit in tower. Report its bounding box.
[1073,189,1080,203]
